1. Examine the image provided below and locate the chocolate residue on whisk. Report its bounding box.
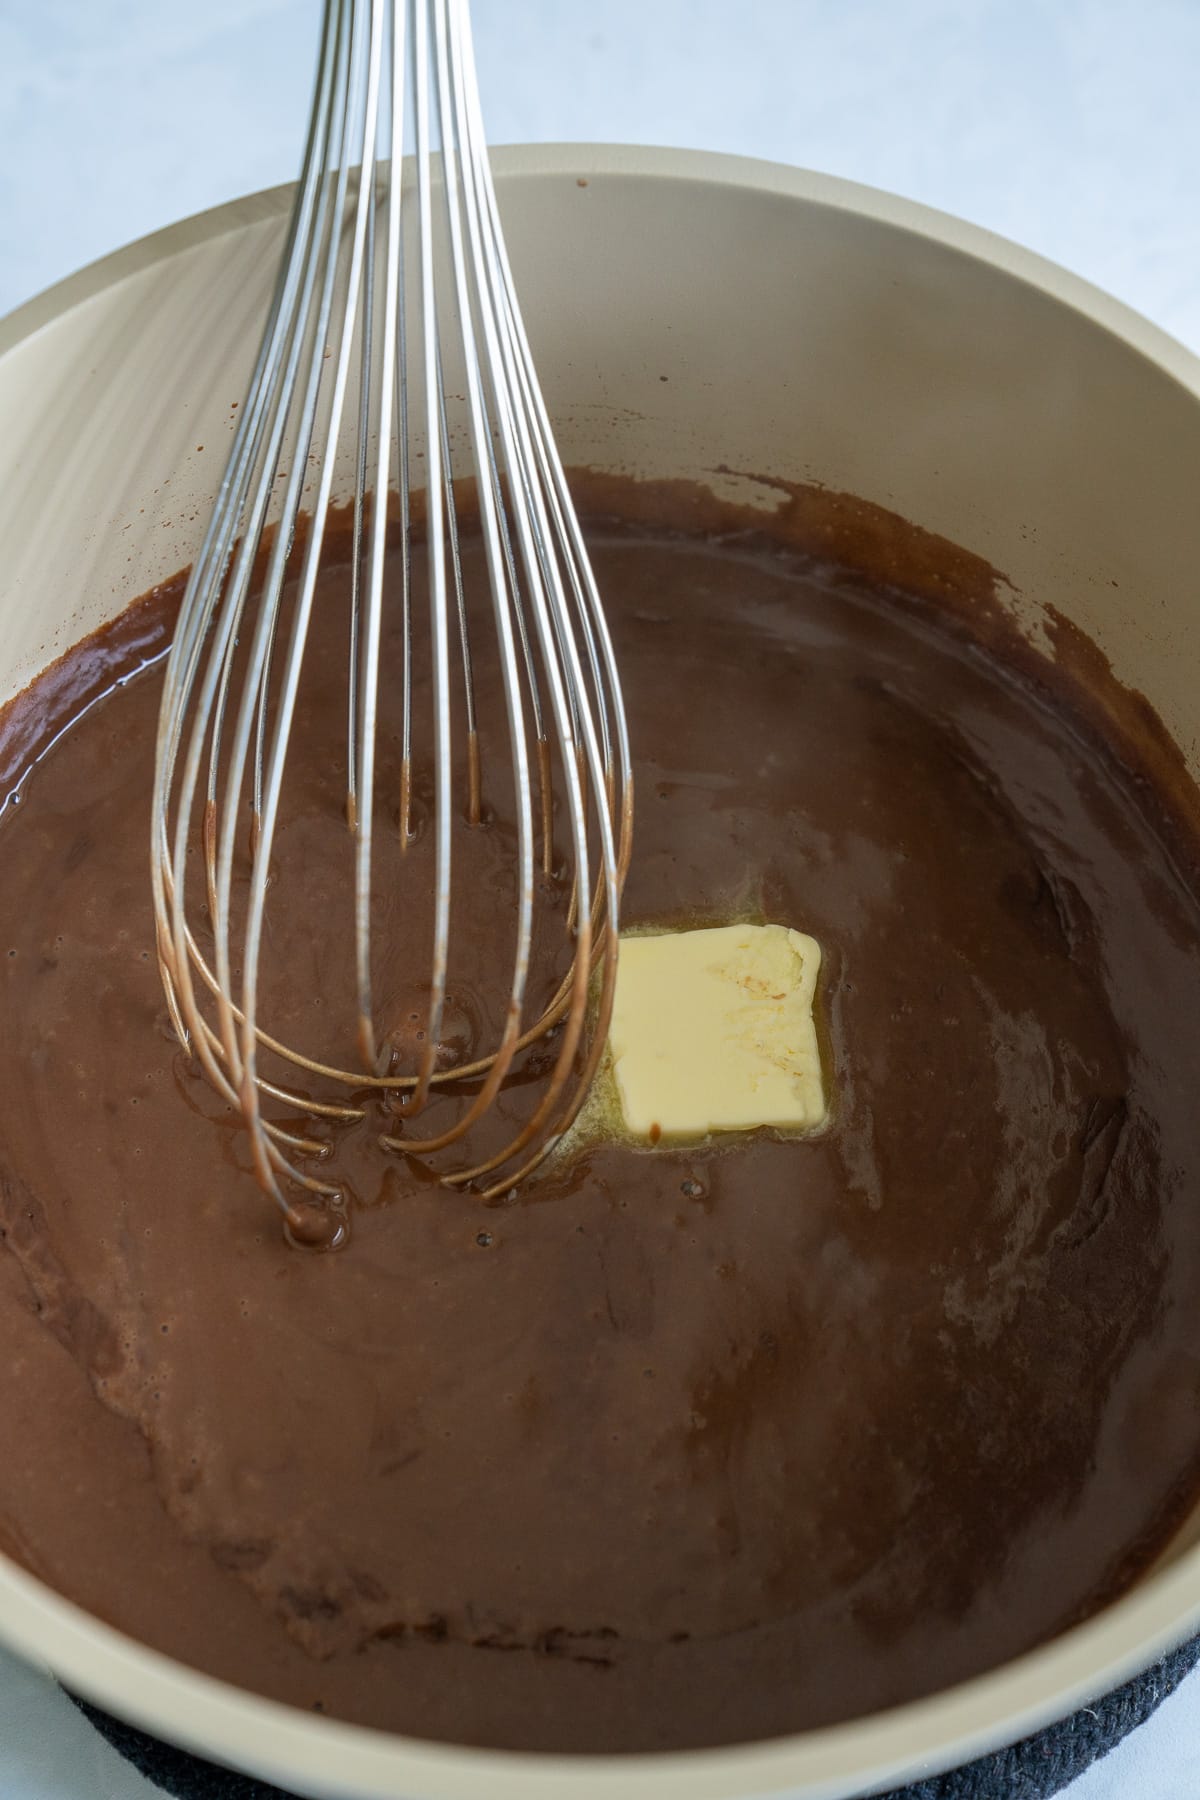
[3,476,1200,1754]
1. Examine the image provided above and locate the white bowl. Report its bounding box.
[2,145,1200,1800]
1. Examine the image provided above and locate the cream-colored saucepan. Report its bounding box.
[1,146,1199,1800]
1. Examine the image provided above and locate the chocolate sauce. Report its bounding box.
[3,501,1200,1753]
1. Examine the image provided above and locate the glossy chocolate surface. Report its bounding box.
[2,507,1200,1751]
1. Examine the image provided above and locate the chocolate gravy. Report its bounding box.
[3,499,1200,1753]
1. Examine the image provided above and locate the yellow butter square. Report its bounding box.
[608,924,825,1141]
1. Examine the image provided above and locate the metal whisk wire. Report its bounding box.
[151,0,632,1245]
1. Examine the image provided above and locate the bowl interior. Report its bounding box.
[2,146,1200,1800]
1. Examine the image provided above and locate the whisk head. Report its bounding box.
[150,0,632,1246]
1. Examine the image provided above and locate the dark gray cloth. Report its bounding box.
[69,1635,1200,1800]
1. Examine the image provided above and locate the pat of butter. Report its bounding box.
[609,924,825,1141]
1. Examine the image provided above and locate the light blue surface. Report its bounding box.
[4,0,1200,348]
[2,1,1200,1795]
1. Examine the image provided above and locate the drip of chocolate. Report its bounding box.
[2,497,1200,1754]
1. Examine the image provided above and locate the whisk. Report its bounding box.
[150,0,633,1246]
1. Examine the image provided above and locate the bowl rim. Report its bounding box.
[3,141,1200,1799]
[5,141,1200,393]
